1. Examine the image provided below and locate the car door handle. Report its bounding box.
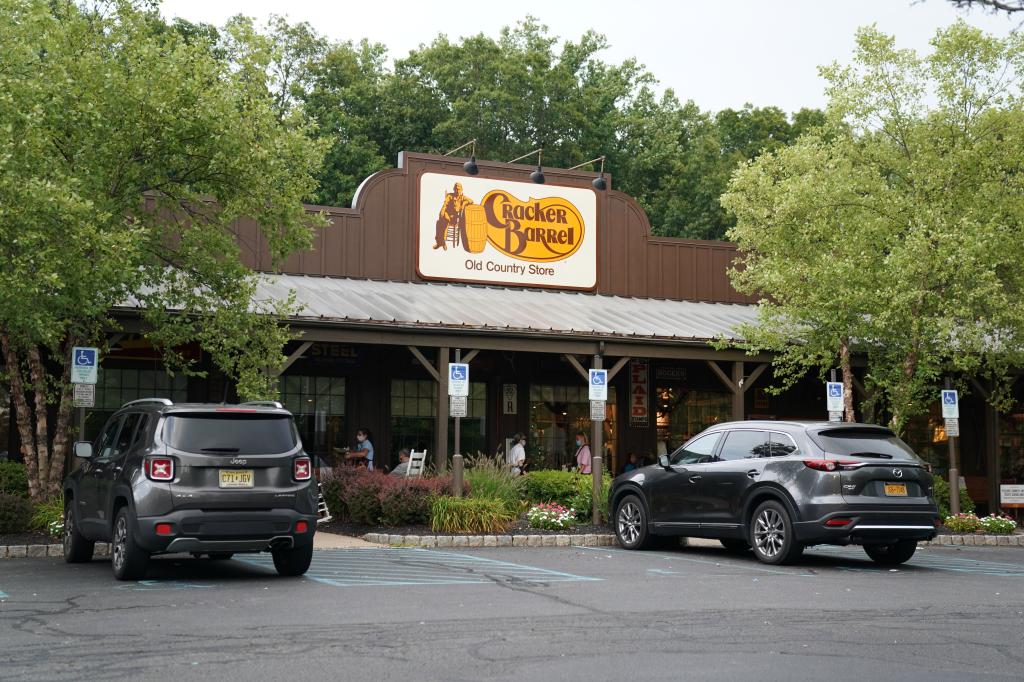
[688,475,703,483]
[747,469,761,479]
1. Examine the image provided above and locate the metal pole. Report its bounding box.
[453,349,461,461]
[452,453,464,497]
[591,354,603,525]
[946,377,960,517]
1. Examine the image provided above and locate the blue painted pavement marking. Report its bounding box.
[579,545,818,577]
[0,590,8,599]
[236,548,601,588]
[807,546,1024,577]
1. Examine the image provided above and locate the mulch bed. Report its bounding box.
[0,530,59,546]
[321,518,612,538]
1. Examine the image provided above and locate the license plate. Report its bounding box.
[884,483,908,497]
[219,469,254,488]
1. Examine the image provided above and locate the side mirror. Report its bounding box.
[659,454,671,469]
[74,441,93,459]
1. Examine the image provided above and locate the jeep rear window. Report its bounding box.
[163,414,298,455]
[809,428,919,461]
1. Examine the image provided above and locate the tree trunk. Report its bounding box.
[840,339,855,422]
[27,346,53,497]
[48,337,77,495]
[1,334,40,500]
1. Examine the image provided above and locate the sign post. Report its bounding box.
[942,382,960,517]
[449,352,467,497]
[588,363,607,525]
[71,346,98,446]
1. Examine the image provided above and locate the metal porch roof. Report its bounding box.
[256,275,759,344]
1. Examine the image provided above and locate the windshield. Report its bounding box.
[163,414,298,455]
[809,428,920,461]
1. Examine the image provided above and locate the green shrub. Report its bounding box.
[0,493,33,534]
[31,494,65,538]
[979,514,1017,535]
[944,513,981,533]
[0,461,29,498]
[465,454,523,513]
[523,469,611,521]
[429,496,517,534]
[932,476,975,518]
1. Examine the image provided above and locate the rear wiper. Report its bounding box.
[201,447,240,453]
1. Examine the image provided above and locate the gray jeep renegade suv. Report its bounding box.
[63,399,318,580]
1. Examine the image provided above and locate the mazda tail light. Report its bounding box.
[145,456,174,481]
[293,456,312,481]
[803,459,864,472]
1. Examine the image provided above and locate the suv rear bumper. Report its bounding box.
[794,510,940,545]
[134,509,317,554]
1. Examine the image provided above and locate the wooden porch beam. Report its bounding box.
[407,345,440,382]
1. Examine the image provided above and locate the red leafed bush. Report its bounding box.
[320,467,466,526]
[378,477,452,526]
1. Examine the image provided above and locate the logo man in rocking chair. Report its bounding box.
[433,182,474,250]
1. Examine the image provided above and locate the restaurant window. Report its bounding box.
[528,385,616,471]
[390,380,486,460]
[89,368,187,440]
[281,376,346,462]
[655,388,731,457]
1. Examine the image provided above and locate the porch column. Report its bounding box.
[436,346,449,473]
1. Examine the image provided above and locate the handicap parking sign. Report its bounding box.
[941,389,959,419]
[448,363,469,397]
[589,369,608,402]
[71,346,98,384]
[826,381,843,412]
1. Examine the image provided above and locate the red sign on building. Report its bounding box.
[630,359,649,427]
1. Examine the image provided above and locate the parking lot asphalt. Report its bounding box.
[2,542,1023,682]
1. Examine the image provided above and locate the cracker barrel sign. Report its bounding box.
[417,172,597,289]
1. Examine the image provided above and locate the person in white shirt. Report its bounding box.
[508,433,527,475]
[390,449,411,476]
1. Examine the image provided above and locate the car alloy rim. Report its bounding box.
[618,501,642,545]
[753,508,785,558]
[113,517,126,571]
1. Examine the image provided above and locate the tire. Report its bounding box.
[749,500,804,565]
[272,543,313,576]
[207,552,234,561]
[63,502,95,563]
[864,540,917,566]
[615,494,654,550]
[720,538,751,553]
[111,507,150,581]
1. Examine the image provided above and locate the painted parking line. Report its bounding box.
[578,545,818,577]
[0,590,8,599]
[807,546,1024,577]
[236,548,602,588]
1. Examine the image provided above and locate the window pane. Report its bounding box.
[719,431,768,461]
[769,433,799,457]
[671,433,721,465]
[164,414,298,455]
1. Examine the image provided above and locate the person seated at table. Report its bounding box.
[390,449,411,477]
[622,452,640,474]
[345,427,375,470]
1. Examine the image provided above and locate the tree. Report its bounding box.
[723,22,1024,434]
[0,0,325,500]
[948,1,1024,13]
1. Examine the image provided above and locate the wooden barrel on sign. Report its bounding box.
[464,205,488,254]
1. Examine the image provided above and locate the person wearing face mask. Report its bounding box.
[508,433,527,476]
[346,427,375,471]
[574,431,592,474]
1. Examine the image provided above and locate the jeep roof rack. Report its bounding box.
[122,398,173,408]
[239,400,284,409]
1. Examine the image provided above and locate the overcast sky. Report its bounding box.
[158,0,1018,113]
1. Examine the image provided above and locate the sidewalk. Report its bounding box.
[314,530,383,549]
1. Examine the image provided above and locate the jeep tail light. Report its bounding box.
[293,456,312,481]
[145,456,174,481]
[825,518,853,527]
[295,520,309,534]
[803,459,863,472]
[155,523,174,536]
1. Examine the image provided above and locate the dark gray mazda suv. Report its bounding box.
[609,421,940,565]
[63,399,318,580]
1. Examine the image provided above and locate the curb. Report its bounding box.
[0,543,110,559]
[923,534,1024,546]
[362,532,618,548]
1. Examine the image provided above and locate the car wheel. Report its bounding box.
[111,507,150,581]
[63,503,95,563]
[615,494,654,550]
[749,500,803,565]
[864,540,917,566]
[720,538,751,553]
[272,544,313,576]
[207,552,234,561]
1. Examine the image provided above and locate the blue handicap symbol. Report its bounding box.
[75,349,95,366]
[451,365,466,381]
[943,391,956,405]
[828,383,842,398]
[592,372,605,385]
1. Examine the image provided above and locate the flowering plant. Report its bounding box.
[943,512,981,533]
[978,514,1017,535]
[526,502,576,530]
